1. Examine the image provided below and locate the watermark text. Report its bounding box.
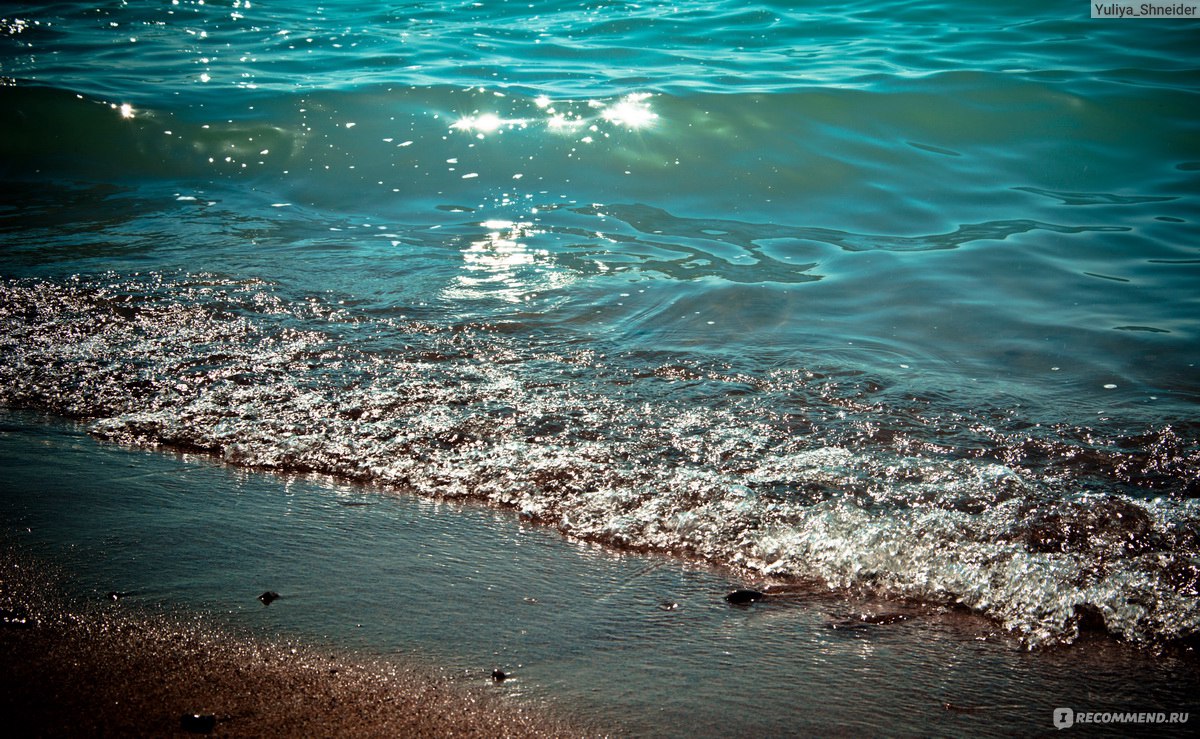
[1092,2,1200,17]
[1055,707,1190,729]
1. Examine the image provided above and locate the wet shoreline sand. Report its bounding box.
[2,418,1198,737]
[0,546,590,738]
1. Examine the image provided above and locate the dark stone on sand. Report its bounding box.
[258,591,280,606]
[491,669,507,682]
[180,713,217,733]
[724,589,765,605]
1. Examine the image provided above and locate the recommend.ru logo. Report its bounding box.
[1055,707,1190,729]
[1054,708,1074,730]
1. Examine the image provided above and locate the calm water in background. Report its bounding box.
[1,0,1199,730]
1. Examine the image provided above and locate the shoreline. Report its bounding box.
[0,546,591,738]
[3,416,1198,737]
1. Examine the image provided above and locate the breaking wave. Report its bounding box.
[2,272,1197,648]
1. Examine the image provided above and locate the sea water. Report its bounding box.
[1,0,1198,730]
[2,415,1198,737]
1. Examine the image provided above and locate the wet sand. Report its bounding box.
[0,548,589,738]
[3,419,1198,737]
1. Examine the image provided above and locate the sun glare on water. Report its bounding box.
[450,92,658,139]
[600,93,658,129]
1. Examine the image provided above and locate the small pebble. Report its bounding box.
[724,588,765,605]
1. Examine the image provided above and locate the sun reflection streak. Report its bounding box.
[600,93,658,129]
[444,220,573,304]
[450,92,659,139]
[546,111,587,132]
[438,91,661,304]
[452,113,527,136]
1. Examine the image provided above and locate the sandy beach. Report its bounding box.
[0,546,589,738]
[2,420,1198,737]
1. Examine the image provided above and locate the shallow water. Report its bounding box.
[0,0,1198,679]
[2,416,1197,737]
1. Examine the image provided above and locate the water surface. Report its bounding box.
[1,0,1199,715]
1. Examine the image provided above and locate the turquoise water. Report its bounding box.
[2,0,1199,695]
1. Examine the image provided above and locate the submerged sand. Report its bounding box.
[0,547,590,738]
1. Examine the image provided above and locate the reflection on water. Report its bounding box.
[446,219,573,303]
[2,0,1200,735]
[600,92,657,129]
[451,91,658,141]
[452,111,527,136]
